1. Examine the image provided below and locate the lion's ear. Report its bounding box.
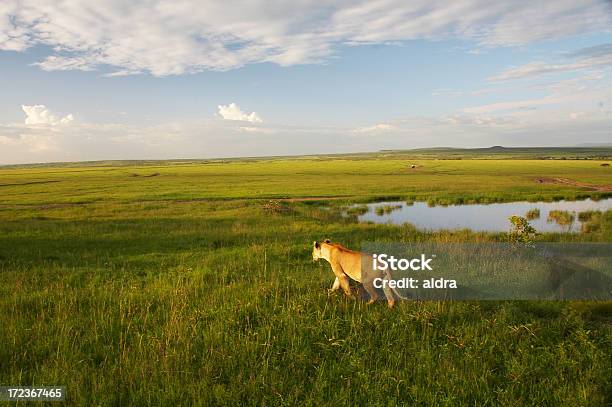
[314,241,320,249]
[324,239,331,244]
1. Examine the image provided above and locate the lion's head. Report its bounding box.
[312,239,331,261]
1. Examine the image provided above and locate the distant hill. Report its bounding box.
[576,142,612,147]
[2,146,611,168]
[374,146,612,160]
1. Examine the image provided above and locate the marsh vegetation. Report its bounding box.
[525,208,540,220]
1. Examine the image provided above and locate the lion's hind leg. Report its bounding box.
[360,268,381,305]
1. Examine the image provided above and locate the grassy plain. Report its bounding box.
[1,152,611,405]
[1,156,611,205]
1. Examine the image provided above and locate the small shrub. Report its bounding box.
[525,208,540,220]
[375,204,402,216]
[578,210,603,233]
[578,210,600,222]
[547,210,575,225]
[508,215,537,246]
[581,222,601,233]
[346,205,369,216]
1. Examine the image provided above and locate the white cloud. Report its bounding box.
[0,1,610,76]
[33,56,97,72]
[441,114,516,127]
[353,123,396,133]
[22,105,74,126]
[490,43,612,81]
[463,73,612,115]
[0,1,30,51]
[462,97,559,114]
[218,103,262,123]
[491,58,612,82]
[2,89,612,164]
[1,109,611,165]
[239,126,274,134]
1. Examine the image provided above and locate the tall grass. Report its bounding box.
[0,158,611,405]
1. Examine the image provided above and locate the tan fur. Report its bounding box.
[313,240,396,308]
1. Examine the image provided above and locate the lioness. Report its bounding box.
[312,239,397,308]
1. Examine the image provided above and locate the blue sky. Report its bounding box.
[1,1,611,164]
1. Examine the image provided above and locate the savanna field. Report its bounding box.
[1,151,611,405]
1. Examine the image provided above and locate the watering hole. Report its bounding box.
[351,198,612,233]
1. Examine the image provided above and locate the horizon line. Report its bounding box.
[2,145,612,168]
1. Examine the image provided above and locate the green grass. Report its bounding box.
[1,158,611,205]
[579,211,605,233]
[1,156,611,405]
